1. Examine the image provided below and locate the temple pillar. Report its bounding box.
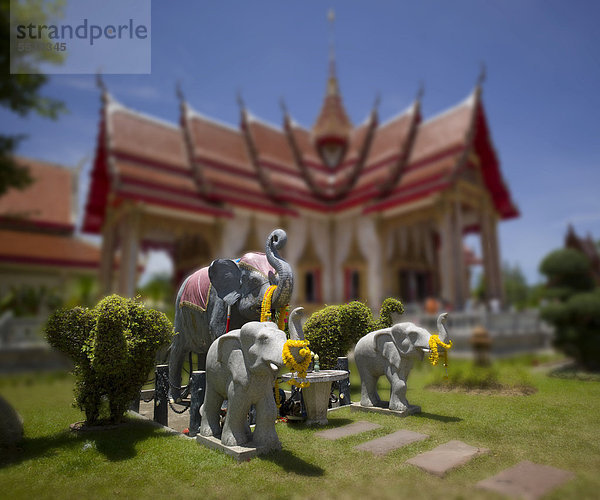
[437,207,454,305]
[117,211,141,297]
[480,210,502,304]
[99,221,116,295]
[452,200,466,309]
[489,214,504,303]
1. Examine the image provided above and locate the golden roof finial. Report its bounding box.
[327,8,337,87]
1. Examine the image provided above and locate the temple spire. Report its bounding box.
[327,8,337,95]
[312,8,352,168]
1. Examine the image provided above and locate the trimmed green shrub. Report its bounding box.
[45,295,173,424]
[304,298,404,370]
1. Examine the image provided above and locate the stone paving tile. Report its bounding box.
[315,421,382,440]
[477,460,575,500]
[354,429,428,456]
[406,440,489,477]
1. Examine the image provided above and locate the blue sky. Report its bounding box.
[3,1,600,285]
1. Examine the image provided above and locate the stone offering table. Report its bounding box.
[280,370,349,425]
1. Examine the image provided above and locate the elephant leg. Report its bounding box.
[252,390,279,448]
[199,387,223,438]
[168,334,188,402]
[358,365,381,407]
[220,391,251,447]
[387,367,409,412]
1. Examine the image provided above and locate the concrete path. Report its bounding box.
[354,429,428,456]
[406,440,489,477]
[477,460,575,499]
[316,421,381,440]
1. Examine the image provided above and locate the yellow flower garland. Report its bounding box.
[282,339,312,388]
[428,334,453,366]
[274,377,281,408]
[277,305,288,331]
[261,285,277,322]
[261,286,289,330]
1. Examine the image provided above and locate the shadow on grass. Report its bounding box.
[414,412,462,423]
[0,418,171,468]
[259,449,324,477]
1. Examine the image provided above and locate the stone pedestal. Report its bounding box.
[280,369,349,425]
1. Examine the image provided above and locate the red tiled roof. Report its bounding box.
[0,157,74,231]
[189,114,253,172]
[114,159,198,195]
[247,120,295,169]
[83,86,518,224]
[411,100,472,164]
[367,112,414,167]
[110,109,189,170]
[0,229,100,268]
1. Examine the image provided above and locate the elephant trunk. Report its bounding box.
[288,307,304,340]
[266,229,294,309]
[437,313,450,344]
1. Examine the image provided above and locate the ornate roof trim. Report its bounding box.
[376,97,422,197]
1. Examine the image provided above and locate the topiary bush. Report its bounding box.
[304,298,404,369]
[45,295,173,424]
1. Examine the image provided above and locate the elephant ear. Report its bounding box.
[373,330,402,371]
[390,323,420,356]
[209,259,242,306]
[216,333,249,386]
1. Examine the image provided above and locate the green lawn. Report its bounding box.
[1,357,599,499]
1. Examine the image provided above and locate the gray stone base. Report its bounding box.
[196,434,281,461]
[350,402,421,417]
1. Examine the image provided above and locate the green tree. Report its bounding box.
[539,247,600,371]
[503,263,529,310]
[137,272,174,304]
[539,248,595,299]
[0,0,65,196]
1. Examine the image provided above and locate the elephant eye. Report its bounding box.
[259,334,268,343]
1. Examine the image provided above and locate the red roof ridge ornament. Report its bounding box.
[311,8,352,169]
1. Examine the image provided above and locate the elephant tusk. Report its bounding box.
[269,362,279,372]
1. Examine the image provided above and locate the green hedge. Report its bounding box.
[304,298,404,369]
[45,295,173,424]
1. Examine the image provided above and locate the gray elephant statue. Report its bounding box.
[354,313,450,414]
[169,229,293,402]
[199,321,287,449]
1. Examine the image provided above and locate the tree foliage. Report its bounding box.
[304,298,404,369]
[539,248,595,299]
[0,0,66,196]
[503,263,529,310]
[45,295,173,424]
[539,247,600,371]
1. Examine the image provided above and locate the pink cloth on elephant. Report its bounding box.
[180,266,211,310]
[238,252,275,278]
[179,252,274,310]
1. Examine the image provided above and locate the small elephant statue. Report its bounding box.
[199,321,287,450]
[354,313,450,414]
